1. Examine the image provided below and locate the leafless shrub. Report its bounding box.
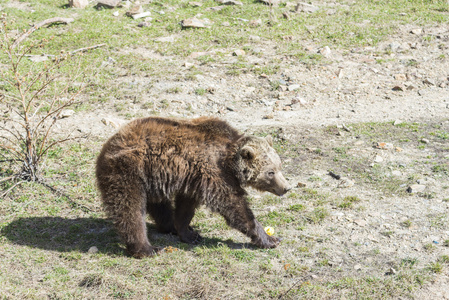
[0,15,95,187]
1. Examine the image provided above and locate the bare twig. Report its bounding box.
[12,17,74,49]
[70,43,106,55]
[0,180,24,198]
[278,278,306,299]
[0,176,16,183]
[37,179,92,213]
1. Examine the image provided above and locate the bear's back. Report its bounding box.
[121,116,242,145]
[99,117,243,163]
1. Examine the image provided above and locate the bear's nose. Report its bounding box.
[284,186,292,193]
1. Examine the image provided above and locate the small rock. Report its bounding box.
[249,19,262,27]
[406,84,416,90]
[138,21,151,27]
[338,178,355,188]
[184,62,194,68]
[375,142,394,150]
[189,51,212,59]
[112,11,119,16]
[296,2,319,13]
[96,0,121,8]
[392,170,402,176]
[119,0,131,8]
[407,184,426,193]
[282,12,289,19]
[410,28,422,35]
[421,138,430,144]
[336,68,344,78]
[267,206,276,213]
[259,0,280,6]
[297,182,307,188]
[319,46,332,58]
[354,219,367,227]
[394,74,407,81]
[181,17,205,28]
[367,234,379,243]
[423,78,435,86]
[392,85,405,91]
[216,0,243,5]
[206,6,225,11]
[388,42,401,52]
[263,113,274,119]
[69,0,88,9]
[386,267,397,275]
[393,119,403,126]
[88,246,98,254]
[416,179,427,184]
[287,84,300,91]
[374,155,383,163]
[60,109,75,118]
[126,4,144,16]
[221,21,230,26]
[233,49,246,56]
[189,1,203,7]
[154,36,175,43]
[101,117,127,129]
[354,264,362,270]
[132,12,152,20]
[27,55,49,63]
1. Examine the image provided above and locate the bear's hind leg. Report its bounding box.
[119,206,162,258]
[174,195,202,244]
[147,201,176,234]
[103,186,162,258]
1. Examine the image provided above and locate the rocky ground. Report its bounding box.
[2,0,449,298]
[53,21,449,299]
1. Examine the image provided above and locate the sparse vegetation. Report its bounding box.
[1,0,449,298]
[0,15,93,184]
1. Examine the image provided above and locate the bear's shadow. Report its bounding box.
[1,217,248,255]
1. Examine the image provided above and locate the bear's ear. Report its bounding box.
[265,136,273,146]
[240,146,255,160]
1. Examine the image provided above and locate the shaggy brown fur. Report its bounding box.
[96,116,290,258]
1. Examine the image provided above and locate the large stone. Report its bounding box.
[96,0,121,8]
[296,2,319,13]
[69,0,88,9]
[181,18,205,28]
[407,184,426,193]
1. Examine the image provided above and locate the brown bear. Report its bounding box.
[96,116,290,258]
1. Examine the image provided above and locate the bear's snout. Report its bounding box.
[273,173,290,196]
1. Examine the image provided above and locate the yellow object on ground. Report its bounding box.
[264,226,274,236]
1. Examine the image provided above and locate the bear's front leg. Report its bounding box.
[218,195,280,248]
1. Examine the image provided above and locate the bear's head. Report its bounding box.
[235,136,291,196]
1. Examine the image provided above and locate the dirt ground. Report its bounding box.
[51,22,449,298]
[2,1,449,296]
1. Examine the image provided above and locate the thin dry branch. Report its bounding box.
[70,44,106,55]
[0,176,16,183]
[0,180,24,198]
[12,17,74,49]
[37,179,92,213]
